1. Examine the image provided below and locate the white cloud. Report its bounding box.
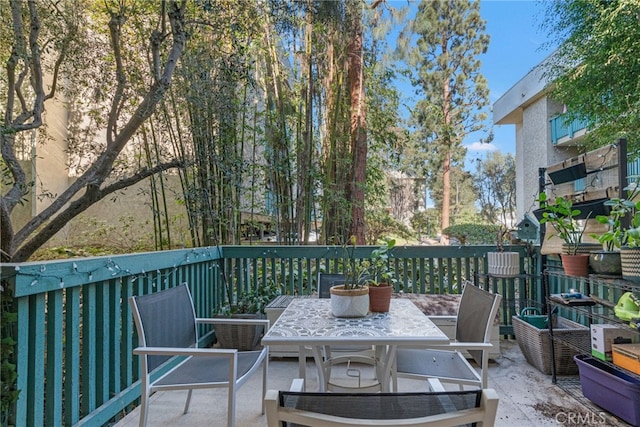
[466,141,498,152]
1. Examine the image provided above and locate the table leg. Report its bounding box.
[311,346,327,392]
[378,345,397,392]
[298,346,306,391]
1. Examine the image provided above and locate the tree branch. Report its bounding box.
[11,159,184,262]
[8,1,189,262]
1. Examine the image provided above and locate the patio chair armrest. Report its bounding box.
[197,317,271,327]
[133,346,237,357]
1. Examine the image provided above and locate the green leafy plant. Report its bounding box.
[536,193,590,255]
[1,282,19,426]
[361,238,397,286]
[442,223,501,245]
[341,236,368,290]
[341,237,396,289]
[593,177,640,249]
[218,281,281,316]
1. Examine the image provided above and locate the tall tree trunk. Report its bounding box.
[441,150,451,244]
[346,1,367,244]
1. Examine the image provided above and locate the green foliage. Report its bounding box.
[411,209,440,239]
[218,281,281,316]
[359,238,397,286]
[536,193,590,255]
[1,283,19,426]
[543,0,640,153]
[365,209,413,245]
[399,0,491,231]
[442,223,501,245]
[592,176,640,249]
[474,151,517,224]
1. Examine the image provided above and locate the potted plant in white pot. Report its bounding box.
[486,225,520,277]
[329,236,370,318]
[537,193,591,276]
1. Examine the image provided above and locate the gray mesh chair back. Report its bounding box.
[455,283,500,366]
[129,283,269,427]
[266,387,499,426]
[393,283,502,390]
[318,274,346,298]
[133,284,198,372]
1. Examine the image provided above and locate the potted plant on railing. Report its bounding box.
[215,281,280,350]
[536,193,591,276]
[364,238,397,313]
[329,236,371,318]
[486,225,520,277]
[593,177,640,282]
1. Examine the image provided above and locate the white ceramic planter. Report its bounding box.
[329,285,369,318]
[487,252,520,277]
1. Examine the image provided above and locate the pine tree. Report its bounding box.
[399,0,490,242]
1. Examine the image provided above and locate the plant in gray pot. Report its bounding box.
[215,282,280,350]
[592,177,640,281]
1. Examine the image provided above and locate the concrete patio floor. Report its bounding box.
[114,338,628,427]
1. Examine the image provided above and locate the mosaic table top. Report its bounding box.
[262,298,448,346]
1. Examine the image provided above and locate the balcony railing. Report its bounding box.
[2,244,541,426]
[550,114,590,145]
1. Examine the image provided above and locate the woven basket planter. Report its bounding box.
[621,247,640,283]
[215,313,265,351]
[512,315,589,375]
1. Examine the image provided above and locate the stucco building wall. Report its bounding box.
[493,58,581,223]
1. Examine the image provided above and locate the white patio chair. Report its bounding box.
[265,378,499,426]
[393,283,502,390]
[129,283,269,427]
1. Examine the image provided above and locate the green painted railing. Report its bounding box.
[1,244,540,426]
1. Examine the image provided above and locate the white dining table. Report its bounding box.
[261,297,449,392]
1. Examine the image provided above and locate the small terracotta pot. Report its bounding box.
[369,283,393,312]
[561,253,590,277]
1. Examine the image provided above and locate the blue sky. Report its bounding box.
[389,1,556,162]
[468,0,555,157]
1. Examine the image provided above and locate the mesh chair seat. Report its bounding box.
[395,348,479,382]
[155,350,265,387]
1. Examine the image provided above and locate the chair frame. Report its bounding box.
[129,284,269,427]
[393,283,502,390]
[265,379,499,427]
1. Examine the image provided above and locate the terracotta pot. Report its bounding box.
[368,283,393,312]
[561,253,590,277]
[329,285,369,318]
